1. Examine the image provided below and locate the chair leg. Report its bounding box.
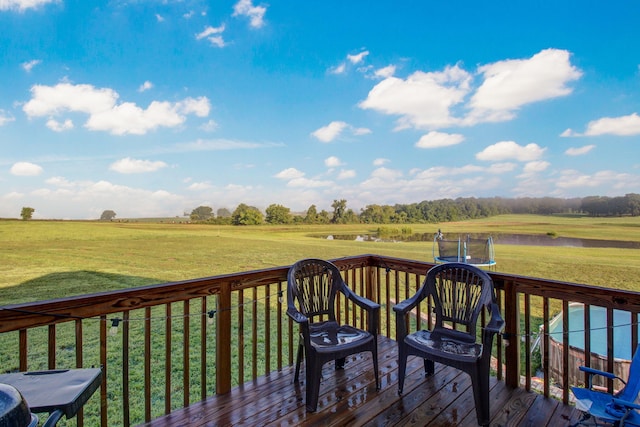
[424,358,435,376]
[372,349,380,390]
[305,359,322,412]
[470,370,490,426]
[398,348,407,394]
[294,343,304,383]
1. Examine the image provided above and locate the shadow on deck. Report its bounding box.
[142,336,583,426]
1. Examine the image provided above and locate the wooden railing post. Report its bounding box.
[216,283,232,394]
[504,280,521,388]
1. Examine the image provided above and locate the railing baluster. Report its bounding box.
[265,283,271,376]
[607,307,614,393]
[183,301,190,407]
[164,304,172,415]
[19,329,27,371]
[200,297,207,402]
[238,288,244,384]
[252,286,258,380]
[145,307,152,422]
[277,281,283,371]
[542,297,550,398]
[48,323,56,369]
[75,318,85,427]
[524,293,531,391]
[122,310,130,427]
[100,315,107,427]
[562,300,569,403]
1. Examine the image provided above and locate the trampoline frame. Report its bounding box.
[433,234,496,268]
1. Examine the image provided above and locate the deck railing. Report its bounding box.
[1,254,639,426]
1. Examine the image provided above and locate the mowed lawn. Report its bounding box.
[2,214,640,306]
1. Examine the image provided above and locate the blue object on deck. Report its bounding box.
[571,345,640,426]
[433,234,496,268]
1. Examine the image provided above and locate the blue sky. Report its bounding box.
[1,0,640,219]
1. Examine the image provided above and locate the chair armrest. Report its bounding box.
[484,304,505,334]
[341,285,380,334]
[392,290,425,316]
[286,307,308,325]
[612,398,640,411]
[342,285,380,313]
[578,366,620,381]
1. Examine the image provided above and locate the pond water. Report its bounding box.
[323,233,640,249]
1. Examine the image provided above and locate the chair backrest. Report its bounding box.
[287,259,344,322]
[425,263,495,339]
[618,344,640,402]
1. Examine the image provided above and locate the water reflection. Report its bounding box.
[323,233,640,249]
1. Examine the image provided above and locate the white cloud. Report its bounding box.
[566,145,595,156]
[196,24,226,47]
[579,113,640,136]
[325,156,343,168]
[10,162,43,176]
[329,63,346,75]
[361,49,581,131]
[0,110,14,126]
[311,121,348,142]
[46,118,73,132]
[476,141,546,162]
[155,14,164,22]
[274,167,332,188]
[347,51,369,64]
[21,59,41,72]
[359,65,471,130]
[374,65,396,79]
[200,119,219,132]
[109,158,168,174]
[415,131,465,148]
[23,82,211,135]
[337,169,356,179]
[138,81,153,92]
[487,162,517,174]
[0,0,56,11]
[556,169,638,190]
[467,49,582,124]
[274,167,305,180]
[232,0,266,28]
[352,127,372,136]
[286,177,333,188]
[187,182,212,190]
[523,160,550,174]
[373,158,389,166]
[311,121,371,142]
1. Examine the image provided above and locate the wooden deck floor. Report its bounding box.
[141,336,584,426]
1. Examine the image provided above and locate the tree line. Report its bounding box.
[184,193,640,225]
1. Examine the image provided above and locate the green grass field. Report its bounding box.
[2,214,640,306]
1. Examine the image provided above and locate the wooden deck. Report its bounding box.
[141,336,584,427]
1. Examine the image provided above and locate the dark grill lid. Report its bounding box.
[0,383,37,427]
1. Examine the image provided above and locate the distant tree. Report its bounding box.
[344,208,359,223]
[331,199,347,223]
[20,207,34,220]
[231,203,264,225]
[265,204,292,224]
[100,210,117,221]
[190,206,214,221]
[217,208,232,218]
[317,209,331,224]
[304,204,318,224]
